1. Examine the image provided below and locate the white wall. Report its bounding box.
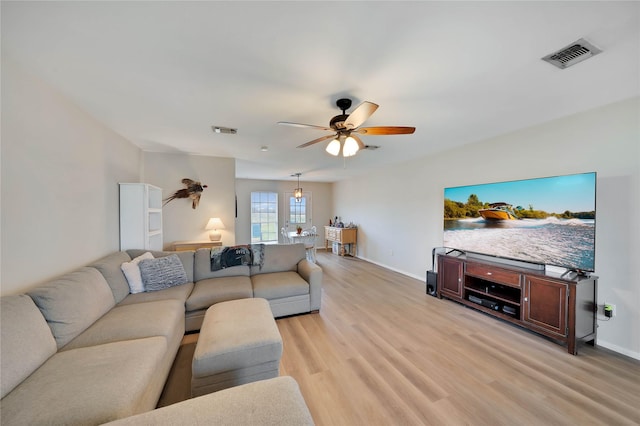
[334,97,640,359]
[235,179,333,245]
[1,57,141,295]
[142,153,236,248]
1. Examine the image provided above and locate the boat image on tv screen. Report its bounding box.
[443,172,596,272]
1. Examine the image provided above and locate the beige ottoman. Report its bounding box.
[191,298,283,397]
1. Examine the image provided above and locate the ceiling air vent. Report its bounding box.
[542,38,602,69]
[211,126,237,134]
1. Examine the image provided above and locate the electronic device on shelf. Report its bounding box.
[502,305,517,316]
[468,295,500,311]
[468,295,482,304]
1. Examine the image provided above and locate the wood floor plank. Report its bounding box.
[277,252,640,426]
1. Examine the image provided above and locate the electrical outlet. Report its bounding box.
[604,303,616,318]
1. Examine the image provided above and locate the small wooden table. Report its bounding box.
[324,226,357,256]
[173,240,222,251]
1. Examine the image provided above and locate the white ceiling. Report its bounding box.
[3,1,639,183]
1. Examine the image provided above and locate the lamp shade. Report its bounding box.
[342,136,360,157]
[205,217,225,241]
[325,139,341,156]
[206,217,225,230]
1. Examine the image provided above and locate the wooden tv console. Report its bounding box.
[437,254,597,355]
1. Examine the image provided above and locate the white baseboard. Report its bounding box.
[597,340,640,361]
[354,255,425,282]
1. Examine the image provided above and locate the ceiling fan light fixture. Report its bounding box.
[326,139,341,156]
[343,136,359,157]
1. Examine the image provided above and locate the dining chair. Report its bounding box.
[302,226,318,263]
[281,227,291,244]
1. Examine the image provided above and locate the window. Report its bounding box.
[285,191,312,231]
[289,196,306,224]
[250,192,278,243]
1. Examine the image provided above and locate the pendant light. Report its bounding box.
[292,173,302,202]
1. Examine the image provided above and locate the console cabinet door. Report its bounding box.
[438,256,464,300]
[523,275,568,337]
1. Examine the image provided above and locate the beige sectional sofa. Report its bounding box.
[0,243,319,425]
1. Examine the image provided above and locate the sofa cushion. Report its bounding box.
[139,254,188,291]
[0,295,57,399]
[0,337,167,425]
[90,251,134,304]
[28,267,116,349]
[251,271,310,300]
[102,376,314,426]
[62,299,185,351]
[194,248,250,281]
[128,249,195,283]
[118,282,194,306]
[186,276,253,311]
[250,244,306,275]
[121,252,154,294]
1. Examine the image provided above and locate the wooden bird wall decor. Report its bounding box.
[164,178,208,209]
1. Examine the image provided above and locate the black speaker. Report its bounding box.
[426,270,438,297]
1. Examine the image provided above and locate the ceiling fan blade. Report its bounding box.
[356,126,416,135]
[278,121,333,132]
[343,101,379,129]
[297,134,337,148]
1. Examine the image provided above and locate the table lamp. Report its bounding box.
[205,217,225,241]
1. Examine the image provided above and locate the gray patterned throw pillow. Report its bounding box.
[139,254,188,292]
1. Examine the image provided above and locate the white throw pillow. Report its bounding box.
[121,252,154,294]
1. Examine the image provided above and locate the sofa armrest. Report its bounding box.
[297,259,322,311]
[103,376,314,425]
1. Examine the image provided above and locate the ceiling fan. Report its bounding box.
[278,98,416,157]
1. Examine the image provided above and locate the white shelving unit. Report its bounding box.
[119,183,163,251]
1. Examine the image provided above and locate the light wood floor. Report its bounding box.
[277,251,640,426]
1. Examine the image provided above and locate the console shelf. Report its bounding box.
[437,254,597,355]
[464,281,521,305]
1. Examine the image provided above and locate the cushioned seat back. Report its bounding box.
[194,248,250,281]
[28,267,116,349]
[127,249,195,283]
[90,251,133,304]
[250,243,306,276]
[1,294,57,399]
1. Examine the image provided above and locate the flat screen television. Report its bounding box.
[443,172,596,272]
